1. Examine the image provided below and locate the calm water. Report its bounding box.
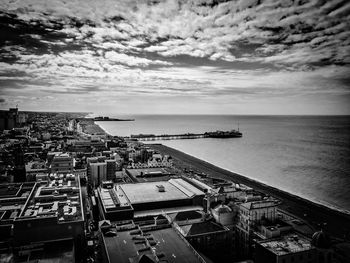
[97,115,350,213]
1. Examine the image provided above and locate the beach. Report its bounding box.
[150,143,350,240]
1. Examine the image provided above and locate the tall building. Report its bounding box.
[13,143,26,182]
[0,108,18,131]
[235,199,279,258]
[90,162,107,187]
[105,159,116,181]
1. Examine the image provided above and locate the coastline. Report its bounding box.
[94,121,350,239]
[150,143,350,240]
[156,142,350,216]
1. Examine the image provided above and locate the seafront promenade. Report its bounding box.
[150,143,350,240]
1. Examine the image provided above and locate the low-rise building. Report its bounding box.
[49,153,74,174]
[255,232,316,263]
[100,220,206,263]
[176,220,233,262]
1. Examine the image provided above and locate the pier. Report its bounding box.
[130,133,206,141]
[129,130,242,141]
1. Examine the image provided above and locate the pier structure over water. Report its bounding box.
[129,130,242,141]
[130,133,206,141]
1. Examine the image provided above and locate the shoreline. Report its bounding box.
[155,143,349,216]
[150,143,350,240]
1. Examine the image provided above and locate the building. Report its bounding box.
[13,173,85,260]
[0,108,18,131]
[235,199,279,258]
[90,162,107,187]
[100,220,206,263]
[211,204,235,227]
[255,233,316,263]
[176,220,233,262]
[97,184,134,221]
[0,182,36,240]
[96,178,206,222]
[105,159,116,181]
[25,161,47,181]
[13,143,26,182]
[49,153,74,174]
[118,178,205,212]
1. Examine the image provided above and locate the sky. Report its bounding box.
[0,0,349,115]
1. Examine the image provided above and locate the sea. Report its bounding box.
[96,115,350,214]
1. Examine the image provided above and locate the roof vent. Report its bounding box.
[156,185,165,192]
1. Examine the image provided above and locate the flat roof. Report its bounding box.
[149,227,204,263]
[103,225,203,263]
[100,187,131,210]
[19,174,83,222]
[259,233,313,256]
[118,179,204,204]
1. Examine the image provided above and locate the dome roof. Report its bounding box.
[311,230,331,249]
[213,204,232,213]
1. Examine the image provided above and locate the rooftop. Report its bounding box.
[259,233,314,256]
[99,186,131,210]
[103,224,204,263]
[19,174,83,222]
[119,178,204,205]
[179,221,228,237]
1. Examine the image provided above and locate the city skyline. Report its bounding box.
[0,0,349,115]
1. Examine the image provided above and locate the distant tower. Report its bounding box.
[13,143,26,182]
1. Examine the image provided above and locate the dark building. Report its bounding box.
[13,143,26,182]
[105,159,116,181]
[0,108,18,131]
[254,232,316,263]
[176,220,233,262]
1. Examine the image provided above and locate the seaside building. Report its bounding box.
[96,178,205,221]
[118,178,205,213]
[211,203,235,227]
[254,232,316,263]
[235,199,279,258]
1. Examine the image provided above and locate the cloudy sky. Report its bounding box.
[0,0,349,115]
